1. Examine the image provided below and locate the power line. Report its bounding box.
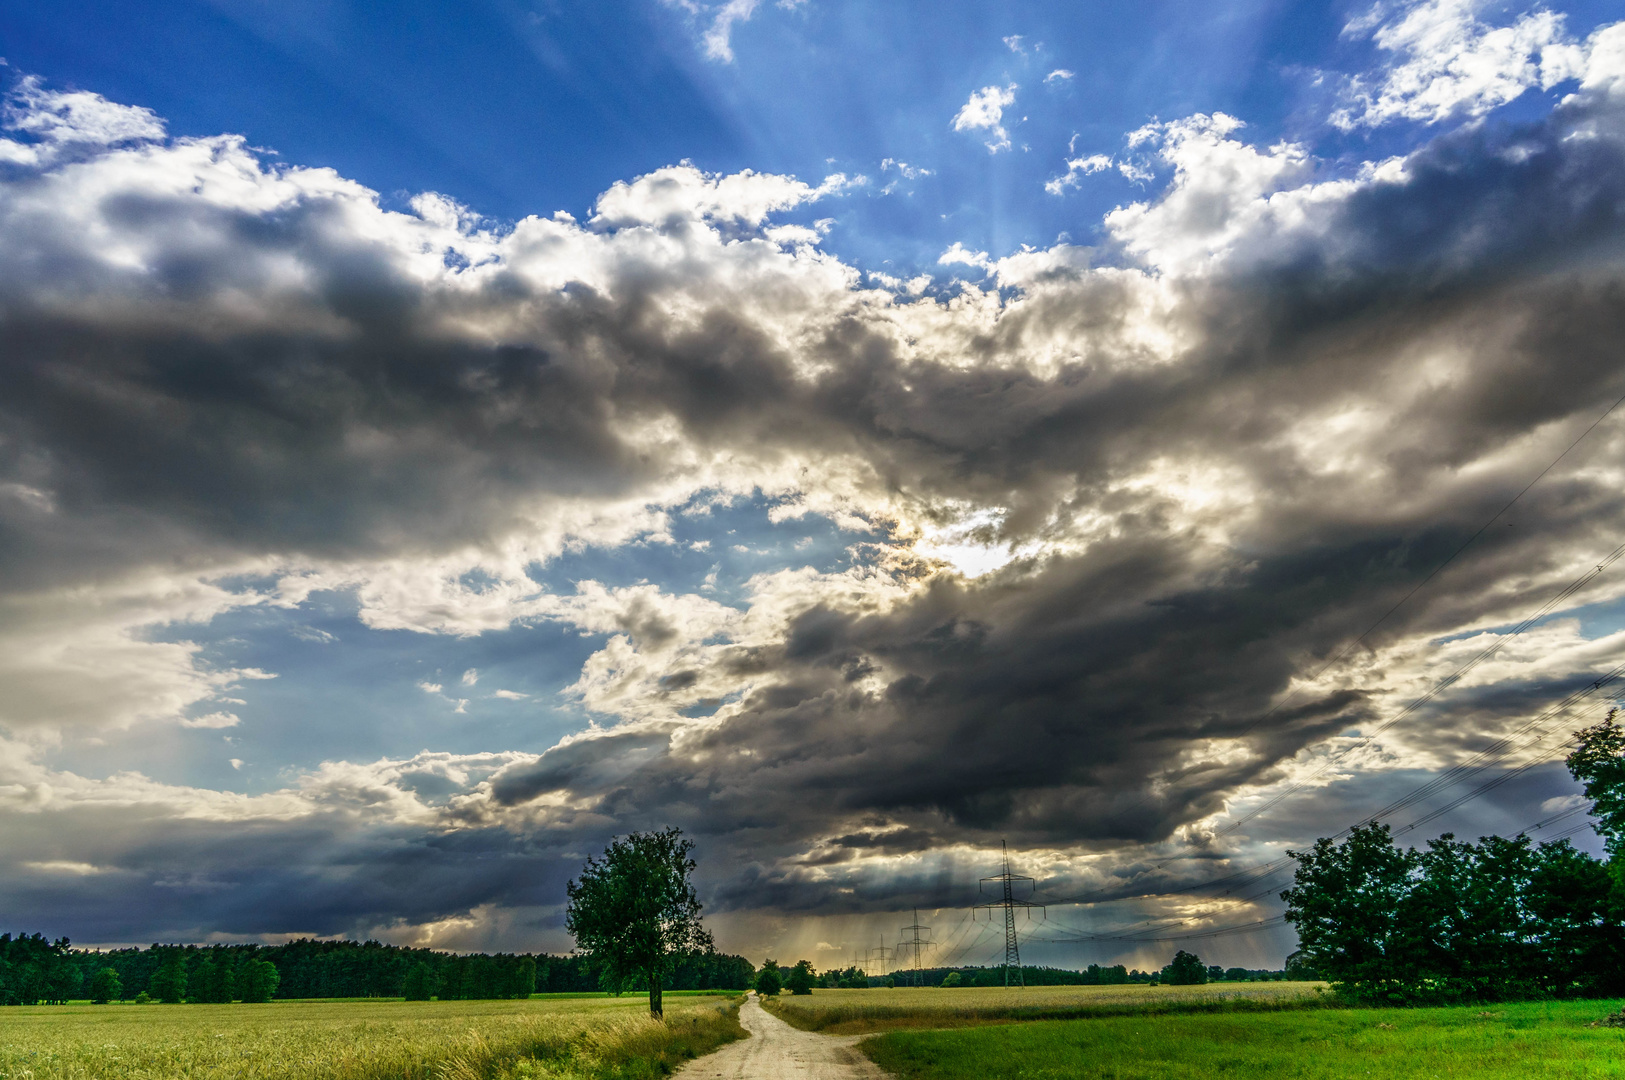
[1220,542,1625,837]
[1037,795,1606,949]
[1223,384,1625,747]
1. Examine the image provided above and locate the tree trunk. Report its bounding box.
[648,971,663,1019]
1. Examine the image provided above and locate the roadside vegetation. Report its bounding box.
[0,993,745,1080]
[765,982,1330,1035]
[860,999,1625,1080]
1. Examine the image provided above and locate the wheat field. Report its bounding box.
[0,994,744,1080]
[767,981,1330,1034]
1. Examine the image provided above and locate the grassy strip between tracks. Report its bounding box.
[858,999,1625,1080]
[0,993,746,1080]
[765,982,1333,1035]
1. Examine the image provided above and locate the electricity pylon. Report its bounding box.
[897,909,934,986]
[866,941,892,977]
[973,840,1045,987]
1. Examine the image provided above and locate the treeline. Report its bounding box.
[822,961,1304,989]
[1284,710,1625,1005]
[1284,825,1623,1003]
[3,937,755,1005]
[0,934,83,1005]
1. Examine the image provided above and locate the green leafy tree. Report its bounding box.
[514,957,537,998]
[46,962,81,1004]
[785,959,816,995]
[239,959,280,1003]
[1569,710,1625,872]
[1284,951,1319,981]
[191,957,223,1003]
[1162,951,1207,985]
[148,957,188,1004]
[203,954,236,1002]
[1282,822,1420,1002]
[88,967,122,1004]
[1526,839,1625,997]
[401,962,436,1000]
[754,959,782,996]
[564,827,713,1019]
[940,971,961,987]
[885,975,896,988]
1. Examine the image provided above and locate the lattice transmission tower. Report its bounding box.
[896,909,934,986]
[973,840,1045,986]
[866,941,892,977]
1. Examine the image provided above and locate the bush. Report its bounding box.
[755,961,782,997]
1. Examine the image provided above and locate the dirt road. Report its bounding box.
[674,992,890,1080]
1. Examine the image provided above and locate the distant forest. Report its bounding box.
[0,934,755,1005]
[2,930,1305,1005]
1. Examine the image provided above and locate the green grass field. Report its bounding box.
[766,982,1332,1034]
[859,999,1625,1079]
[0,993,744,1080]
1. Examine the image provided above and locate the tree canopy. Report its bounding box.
[565,827,713,1018]
[1568,709,1625,872]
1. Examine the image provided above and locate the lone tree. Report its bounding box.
[565,827,713,1018]
[784,959,816,995]
[1162,950,1208,985]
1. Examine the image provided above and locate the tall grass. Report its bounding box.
[0,994,744,1080]
[766,982,1331,1034]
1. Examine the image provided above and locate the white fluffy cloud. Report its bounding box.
[952,84,1018,152]
[1333,0,1623,128]
[1045,152,1112,195]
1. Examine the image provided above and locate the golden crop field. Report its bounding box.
[767,981,1330,1034]
[0,993,744,1080]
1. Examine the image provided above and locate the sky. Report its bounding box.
[2,0,1625,973]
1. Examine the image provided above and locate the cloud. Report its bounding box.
[591,163,856,230]
[1044,69,1075,84]
[1003,35,1026,54]
[1045,152,1112,195]
[937,241,991,270]
[952,85,1018,152]
[461,668,479,686]
[0,75,165,166]
[491,689,528,700]
[180,712,241,730]
[1332,0,1620,129]
[2,74,1625,941]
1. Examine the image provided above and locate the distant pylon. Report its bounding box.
[973,840,1045,987]
[866,940,892,976]
[898,908,934,986]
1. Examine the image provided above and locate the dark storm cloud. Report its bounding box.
[3,74,1625,937]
